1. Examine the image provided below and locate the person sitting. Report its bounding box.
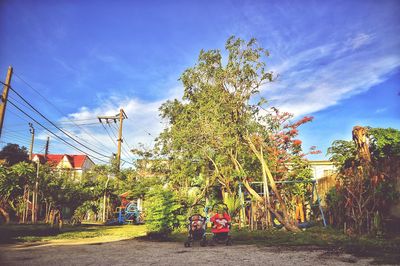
[210,212,231,233]
[190,214,204,231]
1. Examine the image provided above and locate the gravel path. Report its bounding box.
[0,239,374,266]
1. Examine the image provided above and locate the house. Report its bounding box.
[32,154,95,179]
[309,160,336,180]
[309,160,337,205]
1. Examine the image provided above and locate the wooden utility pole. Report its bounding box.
[44,136,50,157]
[98,108,127,170]
[116,109,126,170]
[29,123,35,160]
[0,66,13,138]
[32,162,39,223]
[102,175,110,223]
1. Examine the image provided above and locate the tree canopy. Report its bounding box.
[0,143,29,166]
[157,36,316,231]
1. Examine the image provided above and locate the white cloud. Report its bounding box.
[375,108,387,114]
[348,33,373,50]
[262,36,400,117]
[46,86,183,165]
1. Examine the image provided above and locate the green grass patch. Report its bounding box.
[0,223,147,244]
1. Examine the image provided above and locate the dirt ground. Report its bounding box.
[0,239,377,266]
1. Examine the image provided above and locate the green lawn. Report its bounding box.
[0,223,147,244]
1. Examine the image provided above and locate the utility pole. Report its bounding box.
[29,123,35,160]
[116,109,126,171]
[98,108,127,171]
[44,136,50,157]
[102,175,110,223]
[32,161,39,223]
[0,66,13,138]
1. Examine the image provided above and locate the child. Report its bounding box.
[210,211,231,233]
[190,214,205,231]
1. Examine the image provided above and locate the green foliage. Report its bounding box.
[144,185,183,235]
[72,201,99,221]
[327,140,356,167]
[0,143,29,166]
[157,36,312,211]
[0,162,36,217]
[284,157,313,198]
[223,194,241,217]
[325,187,345,227]
[326,127,400,234]
[157,37,273,194]
[368,127,400,158]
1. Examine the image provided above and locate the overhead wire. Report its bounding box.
[3,77,134,166]
[7,99,110,164]
[100,122,118,147]
[7,107,32,124]
[12,72,113,154]
[109,122,135,162]
[4,120,100,127]
[58,126,111,155]
[99,122,134,166]
[8,86,111,159]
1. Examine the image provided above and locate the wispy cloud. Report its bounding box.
[260,33,400,116]
[235,1,400,118]
[348,33,373,50]
[46,86,183,165]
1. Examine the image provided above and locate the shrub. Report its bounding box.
[144,185,182,236]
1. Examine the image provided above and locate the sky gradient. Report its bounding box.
[1,0,399,165]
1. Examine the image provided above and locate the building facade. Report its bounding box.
[32,154,95,179]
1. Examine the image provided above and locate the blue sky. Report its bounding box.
[0,0,399,165]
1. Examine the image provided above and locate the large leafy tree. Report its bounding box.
[158,36,314,231]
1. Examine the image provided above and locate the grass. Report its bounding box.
[0,223,147,244]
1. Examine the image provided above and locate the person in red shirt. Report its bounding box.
[210,212,231,233]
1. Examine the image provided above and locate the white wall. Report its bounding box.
[309,161,336,180]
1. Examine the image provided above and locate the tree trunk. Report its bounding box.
[245,135,300,232]
[0,206,10,224]
[242,179,300,232]
[260,146,271,228]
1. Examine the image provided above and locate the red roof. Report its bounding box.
[33,154,92,169]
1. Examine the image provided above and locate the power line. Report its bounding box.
[100,122,118,146]
[59,126,112,155]
[8,94,37,114]
[2,138,29,145]
[5,75,134,166]
[4,120,100,128]
[9,86,110,159]
[12,73,113,155]
[109,122,135,162]
[57,118,99,122]
[7,107,32,124]
[99,122,134,166]
[7,100,110,164]
[3,128,32,133]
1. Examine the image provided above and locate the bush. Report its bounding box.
[144,185,183,236]
[72,201,99,222]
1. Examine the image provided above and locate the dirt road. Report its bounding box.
[0,239,374,266]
